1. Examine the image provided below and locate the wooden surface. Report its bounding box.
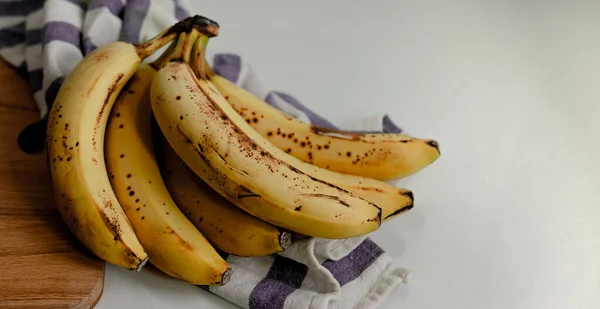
[0,59,105,308]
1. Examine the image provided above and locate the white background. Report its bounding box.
[97,1,600,308]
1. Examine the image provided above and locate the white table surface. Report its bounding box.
[96,1,600,308]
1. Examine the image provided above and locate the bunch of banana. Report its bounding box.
[150,29,423,240]
[46,16,232,285]
[45,13,440,287]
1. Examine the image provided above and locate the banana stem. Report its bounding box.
[190,34,210,80]
[136,15,221,60]
[183,31,199,65]
[150,40,177,69]
[170,32,189,63]
[136,27,179,59]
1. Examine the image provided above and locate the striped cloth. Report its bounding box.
[0,1,409,308]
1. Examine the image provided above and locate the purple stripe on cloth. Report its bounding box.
[43,21,81,47]
[265,91,338,129]
[29,68,43,92]
[382,114,403,133]
[0,0,44,17]
[120,0,150,44]
[26,28,42,46]
[173,0,190,20]
[83,37,98,55]
[0,22,25,48]
[321,238,384,286]
[212,54,242,84]
[249,255,308,309]
[89,0,124,17]
[45,75,65,108]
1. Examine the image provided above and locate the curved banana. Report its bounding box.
[206,66,440,182]
[197,39,413,221]
[161,143,291,257]
[45,16,217,271]
[105,60,231,285]
[151,31,381,239]
[46,42,160,271]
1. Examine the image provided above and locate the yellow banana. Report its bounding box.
[151,31,382,239]
[206,66,440,182]
[105,58,231,285]
[45,15,220,271]
[45,32,179,271]
[161,142,292,257]
[198,39,414,221]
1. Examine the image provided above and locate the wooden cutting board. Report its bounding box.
[0,59,105,308]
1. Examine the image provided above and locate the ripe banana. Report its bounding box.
[46,40,164,271]
[206,64,440,182]
[45,16,218,271]
[151,31,382,239]
[161,142,292,257]
[197,39,414,221]
[105,60,231,285]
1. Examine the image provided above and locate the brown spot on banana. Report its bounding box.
[360,187,384,193]
[238,193,261,199]
[98,200,123,241]
[87,75,102,98]
[189,76,384,225]
[92,73,124,152]
[383,204,414,220]
[299,193,351,207]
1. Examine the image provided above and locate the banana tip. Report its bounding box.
[191,15,220,37]
[426,140,440,152]
[406,190,414,202]
[279,231,292,250]
[221,268,233,285]
[135,256,150,272]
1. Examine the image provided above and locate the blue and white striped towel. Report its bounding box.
[0,1,410,308]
